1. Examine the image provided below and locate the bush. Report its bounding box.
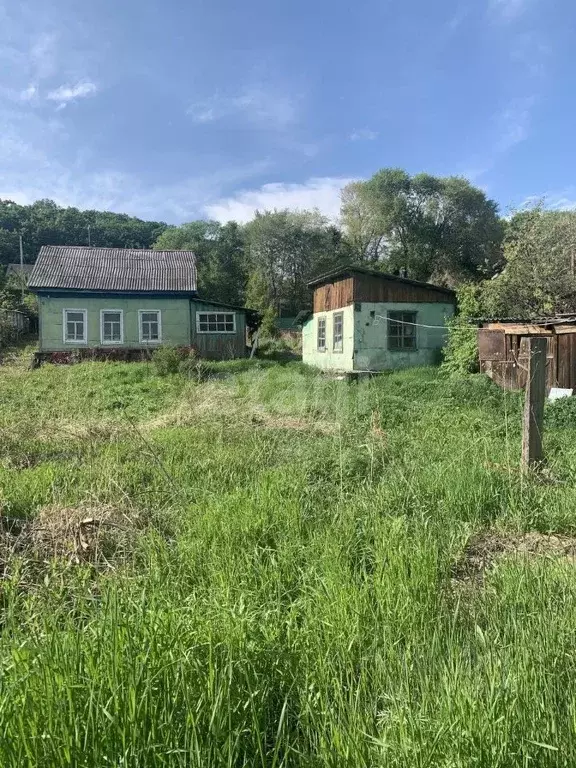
[178,348,209,382]
[441,284,483,377]
[152,346,191,376]
[546,396,576,428]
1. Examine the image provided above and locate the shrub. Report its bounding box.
[178,348,208,382]
[441,284,483,377]
[152,346,192,376]
[546,396,576,428]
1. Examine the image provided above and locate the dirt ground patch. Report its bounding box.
[453,530,576,584]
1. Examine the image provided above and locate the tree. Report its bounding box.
[483,206,576,317]
[244,210,347,317]
[153,220,247,305]
[340,181,386,263]
[0,198,167,265]
[340,169,504,283]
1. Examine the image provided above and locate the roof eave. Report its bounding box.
[307,264,456,295]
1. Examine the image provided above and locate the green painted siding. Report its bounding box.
[190,300,247,359]
[302,301,454,372]
[353,301,455,371]
[38,295,191,351]
[302,305,355,371]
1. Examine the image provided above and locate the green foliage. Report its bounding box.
[545,396,576,428]
[152,345,188,376]
[483,205,576,317]
[0,198,167,266]
[244,209,348,316]
[341,169,504,282]
[4,360,576,764]
[154,220,247,305]
[441,284,484,376]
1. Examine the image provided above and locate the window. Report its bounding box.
[333,312,343,352]
[100,310,123,344]
[388,311,417,351]
[196,312,236,333]
[63,309,87,343]
[317,316,326,351]
[139,310,161,343]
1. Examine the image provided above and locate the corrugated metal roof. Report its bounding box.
[28,246,197,293]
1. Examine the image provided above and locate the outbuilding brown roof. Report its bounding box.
[28,246,197,293]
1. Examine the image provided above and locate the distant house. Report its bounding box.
[28,246,258,358]
[5,263,34,289]
[301,266,456,372]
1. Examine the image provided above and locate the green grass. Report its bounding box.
[2,359,576,765]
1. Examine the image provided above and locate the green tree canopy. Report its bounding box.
[483,207,576,318]
[0,198,167,265]
[153,220,247,305]
[244,209,348,317]
[340,169,504,283]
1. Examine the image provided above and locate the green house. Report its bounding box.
[29,246,257,359]
[302,266,456,372]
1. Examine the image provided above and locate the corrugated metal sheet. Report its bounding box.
[28,246,197,293]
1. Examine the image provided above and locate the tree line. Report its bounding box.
[1,170,574,324]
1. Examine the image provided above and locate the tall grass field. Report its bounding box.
[2,353,576,766]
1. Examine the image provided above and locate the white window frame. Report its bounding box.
[333,311,344,353]
[100,309,124,345]
[196,311,236,334]
[138,309,162,344]
[317,316,326,352]
[63,308,87,345]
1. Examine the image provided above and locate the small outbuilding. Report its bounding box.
[29,246,259,359]
[301,266,456,372]
[478,315,576,391]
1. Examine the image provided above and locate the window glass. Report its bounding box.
[388,312,417,350]
[333,312,343,352]
[140,311,160,342]
[102,311,122,343]
[64,310,85,342]
[197,312,235,332]
[317,317,326,351]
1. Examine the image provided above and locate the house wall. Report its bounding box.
[37,295,191,351]
[312,274,454,313]
[190,300,247,359]
[302,304,355,371]
[353,302,455,371]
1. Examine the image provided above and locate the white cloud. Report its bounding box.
[519,191,576,212]
[46,81,98,109]
[489,0,530,21]
[20,84,37,101]
[187,85,297,129]
[496,95,536,152]
[350,128,378,141]
[204,177,356,224]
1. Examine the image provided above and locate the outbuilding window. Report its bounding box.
[101,310,123,344]
[388,311,417,350]
[196,312,236,333]
[63,309,87,343]
[139,310,161,343]
[333,312,343,352]
[317,316,326,351]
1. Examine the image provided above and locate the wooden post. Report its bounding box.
[522,336,547,470]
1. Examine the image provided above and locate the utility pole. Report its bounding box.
[19,234,24,303]
[522,336,547,470]
[88,225,91,247]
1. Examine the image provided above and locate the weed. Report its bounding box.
[0,360,575,766]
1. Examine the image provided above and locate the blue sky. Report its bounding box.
[0,0,575,224]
